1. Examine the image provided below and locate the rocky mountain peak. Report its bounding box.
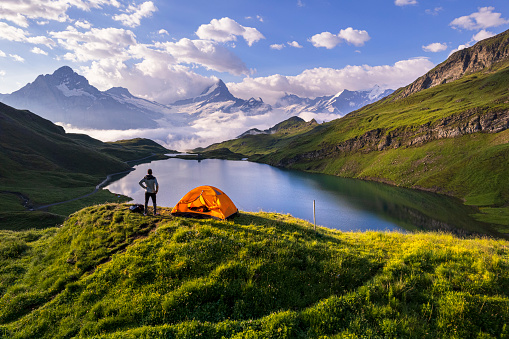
[397,29,509,100]
[200,79,236,102]
[106,87,134,98]
[53,65,74,77]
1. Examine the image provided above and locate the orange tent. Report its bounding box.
[171,185,238,220]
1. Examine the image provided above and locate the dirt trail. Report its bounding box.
[5,153,159,211]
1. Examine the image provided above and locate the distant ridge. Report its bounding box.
[397,29,509,99]
[198,28,509,224]
[275,85,394,116]
[0,66,166,130]
[169,79,271,116]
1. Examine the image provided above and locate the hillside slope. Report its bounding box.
[200,30,509,229]
[0,103,171,229]
[0,204,508,338]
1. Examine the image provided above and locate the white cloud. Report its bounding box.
[297,0,305,7]
[448,28,496,57]
[310,27,370,49]
[10,54,24,62]
[195,17,265,46]
[338,28,370,46]
[50,26,136,62]
[0,0,120,27]
[31,47,48,55]
[158,29,169,35]
[270,44,285,50]
[57,109,297,151]
[0,70,5,76]
[425,7,443,16]
[246,15,263,22]
[0,22,28,41]
[472,29,495,42]
[48,21,250,103]
[287,41,303,48]
[422,42,447,52]
[0,22,55,46]
[309,31,342,49]
[77,36,247,104]
[228,57,434,104]
[75,20,92,29]
[0,50,6,57]
[395,0,418,6]
[154,39,249,76]
[113,1,157,28]
[449,43,470,56]
[450,7,509,30]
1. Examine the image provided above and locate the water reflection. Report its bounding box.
[104,158,501,237]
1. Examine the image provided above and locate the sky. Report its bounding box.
[1,0,509,107]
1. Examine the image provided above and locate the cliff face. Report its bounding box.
[276,109,509,167]
[396,30,509,100]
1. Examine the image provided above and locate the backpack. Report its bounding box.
[129,204,144,213]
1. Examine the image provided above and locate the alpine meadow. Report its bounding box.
[2,2,509,339]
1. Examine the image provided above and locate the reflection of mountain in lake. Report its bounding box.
[291,170,501,238]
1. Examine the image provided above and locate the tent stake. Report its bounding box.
[313,200,316,232]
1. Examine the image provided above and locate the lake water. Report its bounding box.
[105,158,501,237]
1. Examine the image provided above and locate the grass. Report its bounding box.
[199,60,509,231]
[0,203,508,338]
[0,103,173,230]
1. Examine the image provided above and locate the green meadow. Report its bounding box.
[1,204,508,338]
[199,58,509,233]
[0,102,172,230]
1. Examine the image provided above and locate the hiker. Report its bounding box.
[139,168,159,215]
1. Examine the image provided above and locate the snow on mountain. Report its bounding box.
[0,66,166,130]
[105,87,174,115]
[169,80,271,117]
[275,86,394,116]
[0,66,394,147]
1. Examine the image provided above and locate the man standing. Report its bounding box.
[139,168,159,215]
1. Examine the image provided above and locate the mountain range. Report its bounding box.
[274,86,393,115]
[0,67,392,131]
[198,28,509,233]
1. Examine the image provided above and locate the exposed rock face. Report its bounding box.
[276,109,509,167]
[396,30,509,99]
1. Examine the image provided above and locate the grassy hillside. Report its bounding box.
[0,103,171,230]
[199,40,509,231]
[0,204,508,338]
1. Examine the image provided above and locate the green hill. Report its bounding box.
[198,30,509,232]
[0,204,508,338]
[0,103,172,230]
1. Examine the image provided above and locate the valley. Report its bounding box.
[0,102,173,230]
[0,11,509,338]
[198,30,509,233]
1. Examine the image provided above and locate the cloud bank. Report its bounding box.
[228,57,434,104]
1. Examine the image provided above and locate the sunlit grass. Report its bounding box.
[1,204,508,338]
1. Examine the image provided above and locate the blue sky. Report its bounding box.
[1,0,509,105]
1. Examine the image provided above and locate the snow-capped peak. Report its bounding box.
[368,85,385,100]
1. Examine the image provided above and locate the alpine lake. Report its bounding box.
[104,157,504,238]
